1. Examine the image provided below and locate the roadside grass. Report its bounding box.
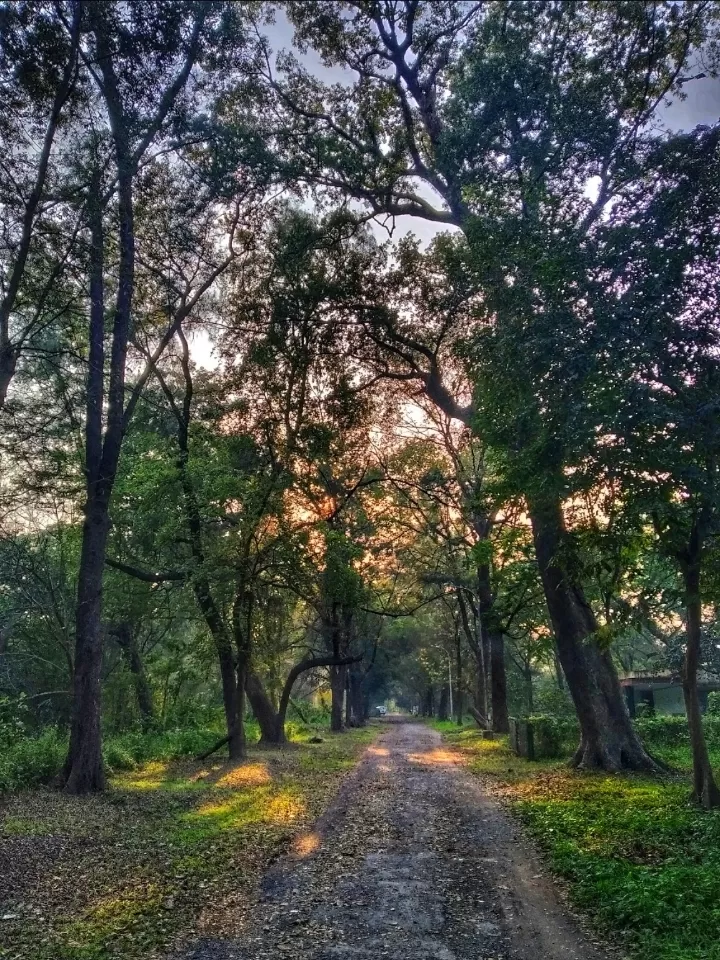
[0,724,376,960]
[435,722,720,960]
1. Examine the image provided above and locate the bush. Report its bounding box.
[525,714,579,757]
[0,727,66,792]
[102,725,228,771]
[707,691,720,716]
[0,722,234,791]
[635,713,720,749]
[532,680,577,718]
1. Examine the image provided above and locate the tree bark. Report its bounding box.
[217,643,243,760]
[63,156,109,794]
[63,497,109,792]
[330,663,347,732]
[276,655,362,743]
[438,684,449,721]
[350,667,366,726]
[476,562,509,733]
[529,491,660,771]
[682,529,720,808]
[455,631,463,726]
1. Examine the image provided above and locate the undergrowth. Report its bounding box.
[0,715,336,793]
[439,724,720,960]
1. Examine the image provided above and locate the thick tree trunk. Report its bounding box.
[489,630,508,732]
[347,665,365,726]
[529,491,660,771]
[64,498,109,793]
[476,563,509,733]
[345,669,353,726]
[330,663,346,732]
[218,644,243,760]
[682,541,720,808]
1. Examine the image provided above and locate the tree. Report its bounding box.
[0,0,83,410]
[599,127,720,804]
[63,1,248,791]
[257,0,719,770]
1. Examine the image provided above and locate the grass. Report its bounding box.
[0,724,377,960]
[435,722,720,960]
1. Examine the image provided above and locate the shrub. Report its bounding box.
[525,714,579,758]
[0,727,66,791]
[707,691,720,716]
[635,713,720,749]
[0,723,233,791]
[532,680,577,718]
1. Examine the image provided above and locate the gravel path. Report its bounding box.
[178,722,606,960]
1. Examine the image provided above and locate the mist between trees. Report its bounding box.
[1,0,720,808]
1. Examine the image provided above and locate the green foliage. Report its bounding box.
[531,681,577,718]
[0,727,66,792]
[0,724,236,793]
[525,715,580,758]
[635,715,720,750]
[708,692,720,717]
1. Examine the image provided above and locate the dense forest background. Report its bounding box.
[2,0,720,810]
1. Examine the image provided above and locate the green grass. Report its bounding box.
[437,724,720,960]
[0,724,377,960]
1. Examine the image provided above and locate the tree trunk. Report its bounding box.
[218,643,243,760]
[347,665,365,726]
[455,633,463,726]
[529,491,660,771]
[246,668,281,743]
[438,684,449,721]
[525,663,534,715]
[345,669,353,726]
[330,663,347,732]
[276,655,361,743]
[682,534,720,808]
[476,562,509,733]
[63,498,109,793]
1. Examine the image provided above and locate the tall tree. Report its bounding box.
[63,1,246,791]
[256,0,719,770]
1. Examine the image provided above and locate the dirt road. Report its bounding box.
[179,722,606,960]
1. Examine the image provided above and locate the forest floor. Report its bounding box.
[0,726,375,960]
[7,720,713,960]
[175,720,605,960]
